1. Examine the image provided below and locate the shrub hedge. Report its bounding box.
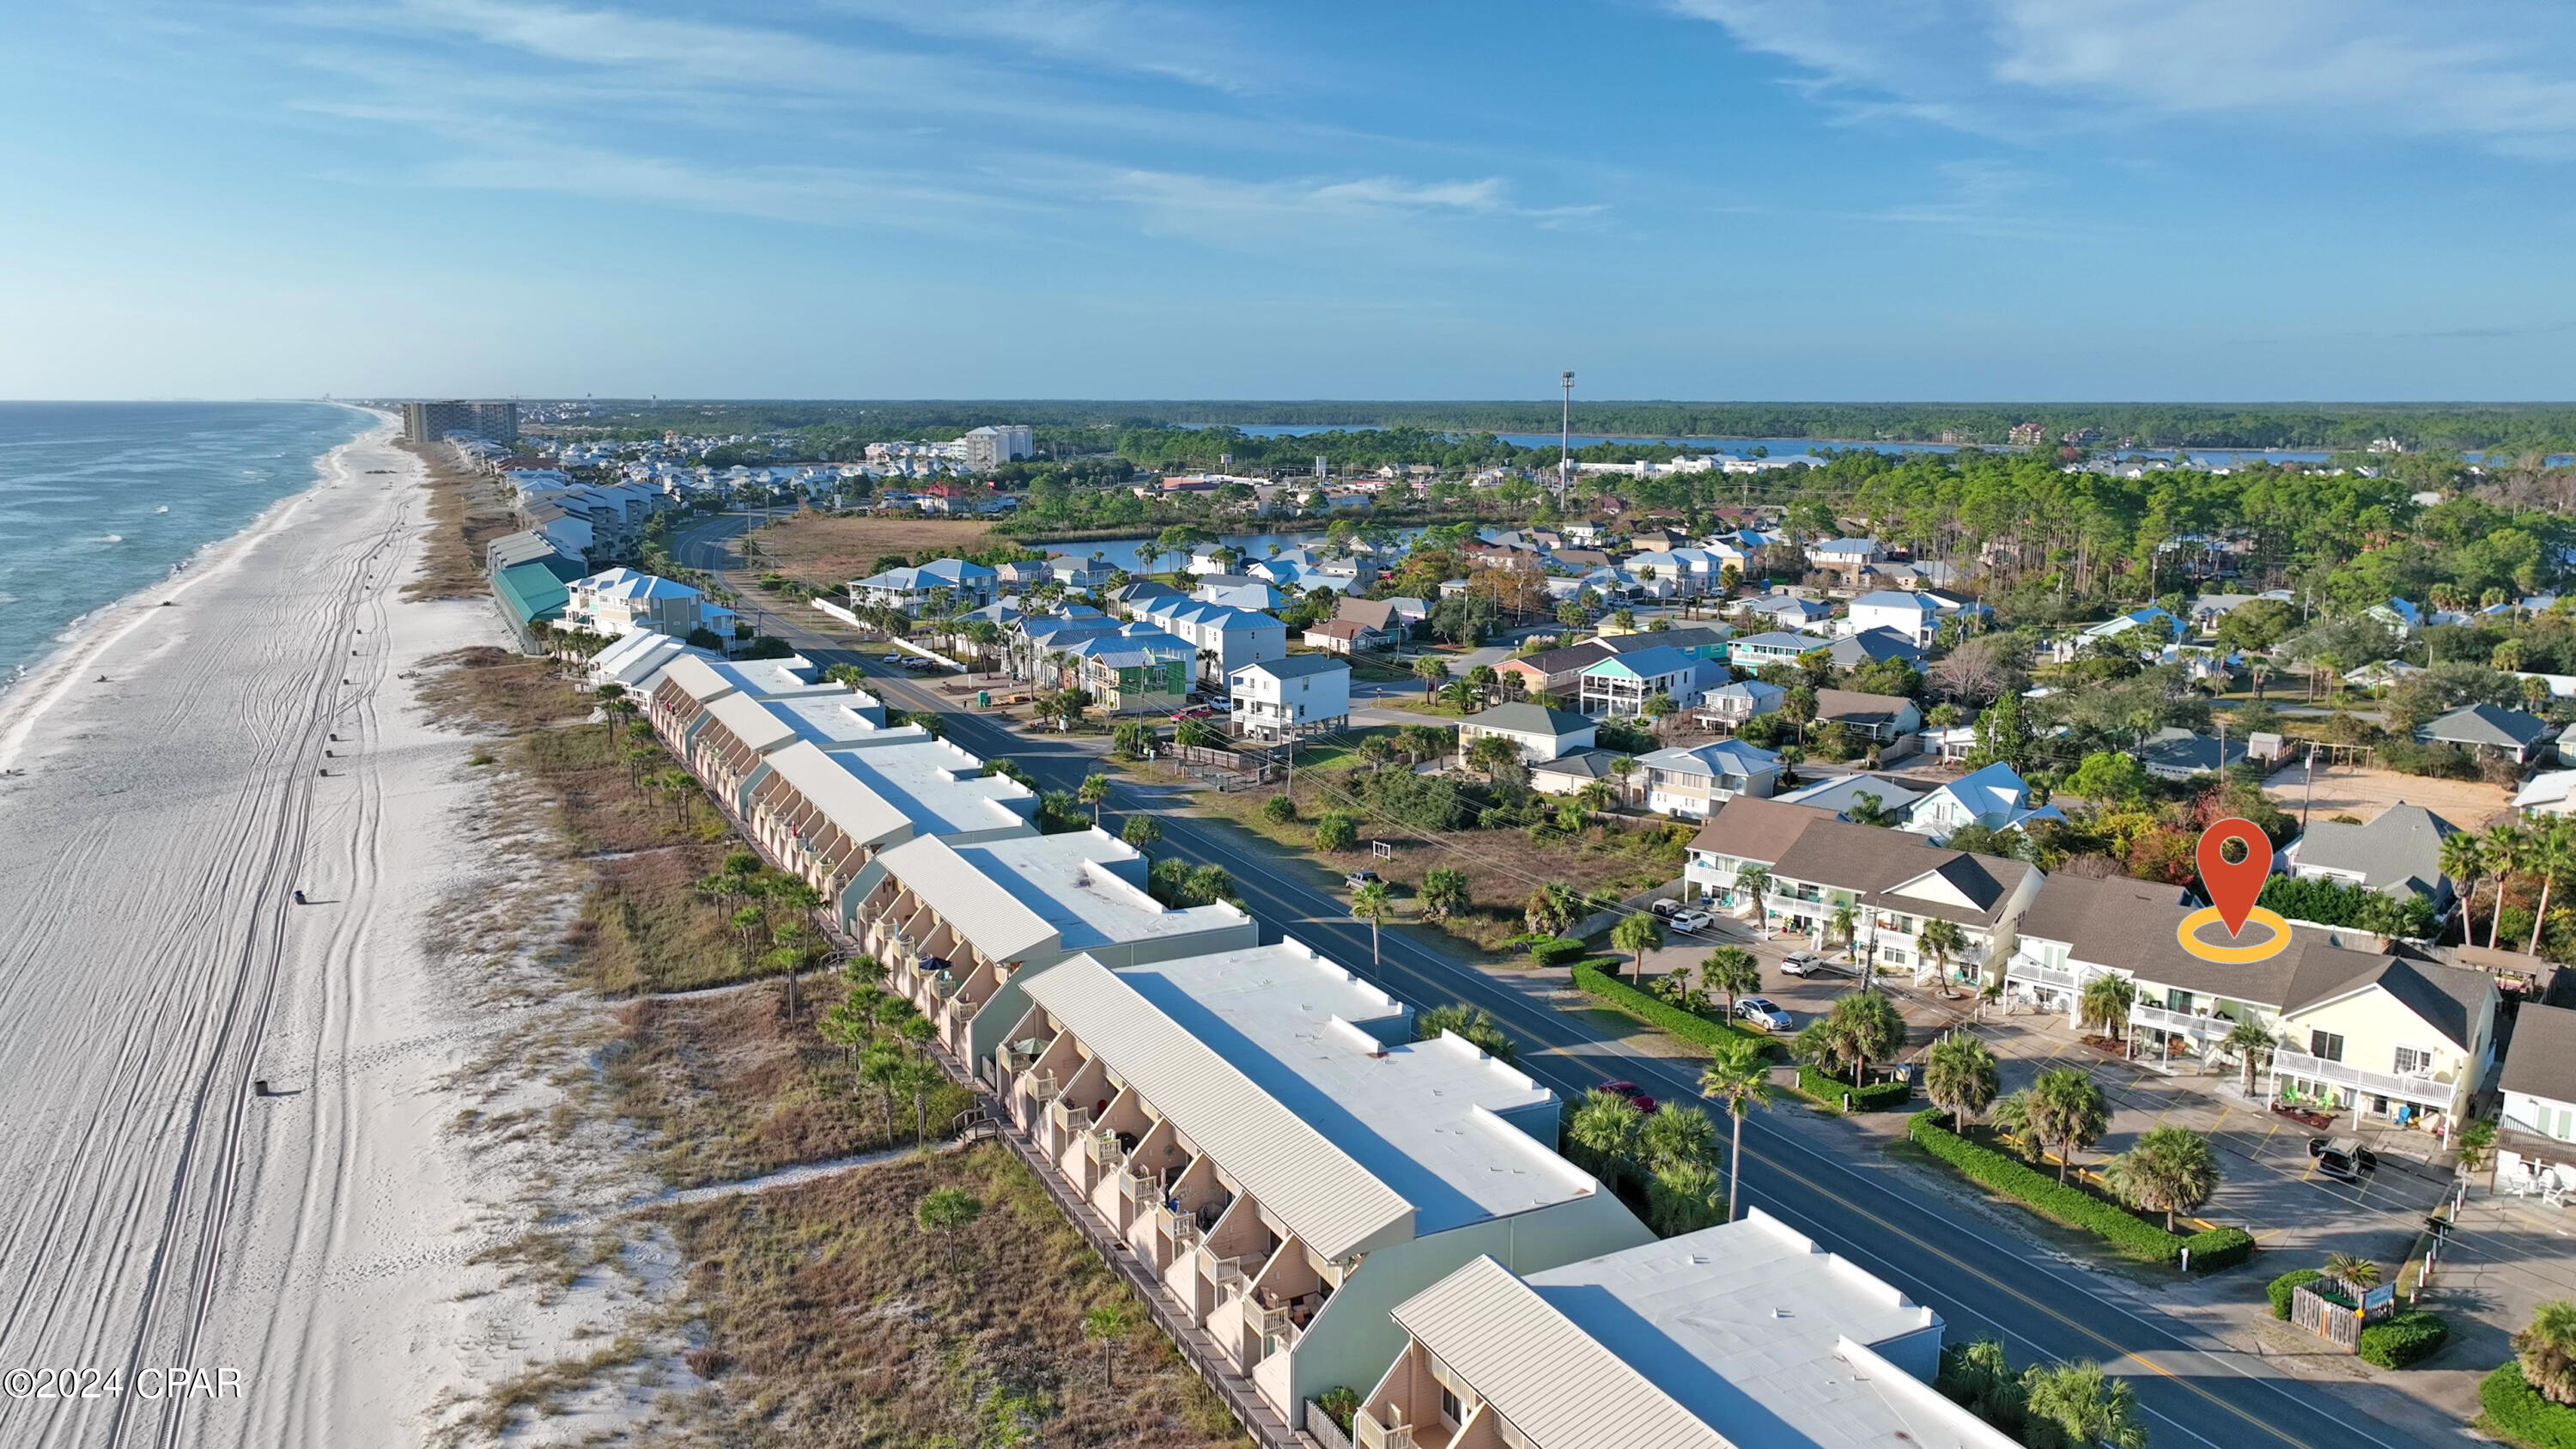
[2487,1362,2576,1449]
[2268,1268,2324,1319]
[2359,1310,2451,1369]
[1908,1110,2251,1271]
[1797,1062,1912,1112]
[1525,936,1589,969]
[1571,962,1774,1056]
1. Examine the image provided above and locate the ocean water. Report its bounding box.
[0,401,370,684]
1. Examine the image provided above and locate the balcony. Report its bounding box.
[1199,1250,1258,1298]
[1048,1099,1094,1137]
[1157,1205,1202,1254]
[1023,1070,1062,1104]
[2270,1050,2457,1109]
[2007,956,2082,993]
[1083,1131,1126,1171]
[2131,1002,2239,1041]
[1355,1409,1421,1449]
[1118,1164,1159,1206]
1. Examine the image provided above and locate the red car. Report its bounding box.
[1599,1080,1656,1114]
[1169,704,1216,720]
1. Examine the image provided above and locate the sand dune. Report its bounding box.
[0,418,600,1446]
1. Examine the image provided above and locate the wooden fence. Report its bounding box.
[2289,1275,2388,1352]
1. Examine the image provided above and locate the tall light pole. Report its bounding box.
[1558,370,1575,508]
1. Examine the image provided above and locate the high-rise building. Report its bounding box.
[402,399,520,444]
[958,424,1034,468]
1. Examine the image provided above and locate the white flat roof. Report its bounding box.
[707,657,833,698]
[1027,942,1589,1260]
[759,692,896,746]
[830,736,1037,838]
[1390,1211,2005,1449]
[880,830,1242,964]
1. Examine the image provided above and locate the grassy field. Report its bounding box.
[608,976,972,1189]
[655,1144,1251,1449]
[745,512,1004,592]
[399,440,519,602]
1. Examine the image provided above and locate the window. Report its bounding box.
[1441,1386,1461,1427]
[2394,1046,2433,1076]
[2309,1031,2345,1062]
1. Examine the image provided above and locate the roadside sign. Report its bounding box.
[2426,1215,2455,1239]
[1372,841,1393,861]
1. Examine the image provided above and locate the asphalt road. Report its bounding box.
[677,514,2442,1449]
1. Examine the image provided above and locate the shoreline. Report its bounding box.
[0,403,381,771]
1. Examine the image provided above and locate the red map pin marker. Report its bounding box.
[2197,818,2273,938]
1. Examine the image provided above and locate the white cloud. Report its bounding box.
[1671,0,2576,155]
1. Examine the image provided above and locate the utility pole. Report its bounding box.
[1559,370,1575,511]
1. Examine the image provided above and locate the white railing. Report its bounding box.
[1160,1208,1202,1254]
[1200,1250,1256,1296]
[1242,1295,1291,1337]
[1355,1409,1419,1449]
[1024,1071,1061,1104]
[2007,956,2082,992]
[2131,1002,2239,1040]
[2270,1050,2457,1108]
[1119,1165,1159,1204]
[1048,1099,1093,1136]
[1084,1131,1125,1169]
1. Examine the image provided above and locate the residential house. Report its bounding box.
[1334,595,1423,640]
[2343,659,2423,691]
[2421,703,2553,764]
[1899,762,2062,842]
[1495,642,1617,700]
[561,567,732,640]
[2053,606,2184,661]
[1062,627,1196,715]
[1844,590,1947,648]
[1046,554,1117,591]
[853,830,1259,1065]
[2281,803,2460,914]
[1685,801,2042,986]
[1619,547,1726,596]
[2136,728,2249,781]
[1301,618,1386,655]
[1827,627,1924,671]
[1601,625,1732,662]
[1109,579,1185,617]
[1728,630,1832,673]
[1577,645,1714,718]
[2516,770,2576,818]
[2496,1004,2576,1192]
[1456,703,1596,764]
[1527,748,1630,798]
[1230,656,1351,742]
[848,557,1000,617]
[1804,538,1883,579]
[2367,599,2427,637]
[1772,771,1926,822]
[1357,1210,2011,1449]
[1635,740,1783,817]
[1196,578,1294,613]
[2004,874,2496,1133]
[1695,678,1785,731]
[1734,594,1836,631]
[998,942,1650,1422]
[1812,689,1923,755]
[1132,598,1288,688]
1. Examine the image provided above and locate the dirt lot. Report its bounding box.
[747,513,1002,590]
[2261,762,2515,829]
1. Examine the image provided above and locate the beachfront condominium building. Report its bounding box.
[1000,942,1649,1425]
[960,424,1036,468]
[561,567,733,641]
[850,831,1258,1068]
[403,399,519,444]
[737,736,1042,915]
[1356,1209,2011,1449]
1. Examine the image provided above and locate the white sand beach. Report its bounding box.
[0,417,611,1446]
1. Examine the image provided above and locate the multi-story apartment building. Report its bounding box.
[1229,656,1350,742]
[1634,740,1783,817]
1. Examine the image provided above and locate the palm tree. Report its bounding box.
[1917,917,1969,996]
[2026,1068,2111,1183]
[1078,772,1111,826]
[2105,1125,2219,1231]
[1923,1033,2001,1134]
[1826,901,1860,965]
[1699,1038,1769,1222]
[1611,910,1665,984]
[1641,1102,1716,1171]
[1352,879,1394,966]
[2531,817,2573,954]
[1702,947,1760,1014]
[1565,1089,1647,1185]
[2488,823,2534,949]
[915,1185,984,1275]
[2457,1117,2499,1185]
[1732,864,1771,914]
[2078,973,2136,1044]
[2222,1017,2275,1096]
[1577,778,1616,817]
[2324,1251,2382,1288]
[2517,1300,2576,1406]
[2020,1361,2147,1449]
[1083,1300,1134,1387]
[1414,654,1449,697]
[2439,827,2486,945]
[1990,1087,2039,1161]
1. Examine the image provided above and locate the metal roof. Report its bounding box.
[1392,1212,2003,1449]
[659,652,742,705]
[1026,943,1584,1258]
[701,691,800,758]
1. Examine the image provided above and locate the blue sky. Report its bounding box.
[4,0,2575,400]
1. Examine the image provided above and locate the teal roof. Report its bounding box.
[495,556,586,626]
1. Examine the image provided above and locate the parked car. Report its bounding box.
[1668,909,1715,935]
[1780,951,1837,977]
[1650,898,1681,918]
[1734,997,1793,1032]
[1598,1080,1657,1114]
[1170,704,1216,720]
[2308,1135,2379,1180]
[1344,869,1382,889]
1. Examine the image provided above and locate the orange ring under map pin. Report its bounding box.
[2180,817,2289,963]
